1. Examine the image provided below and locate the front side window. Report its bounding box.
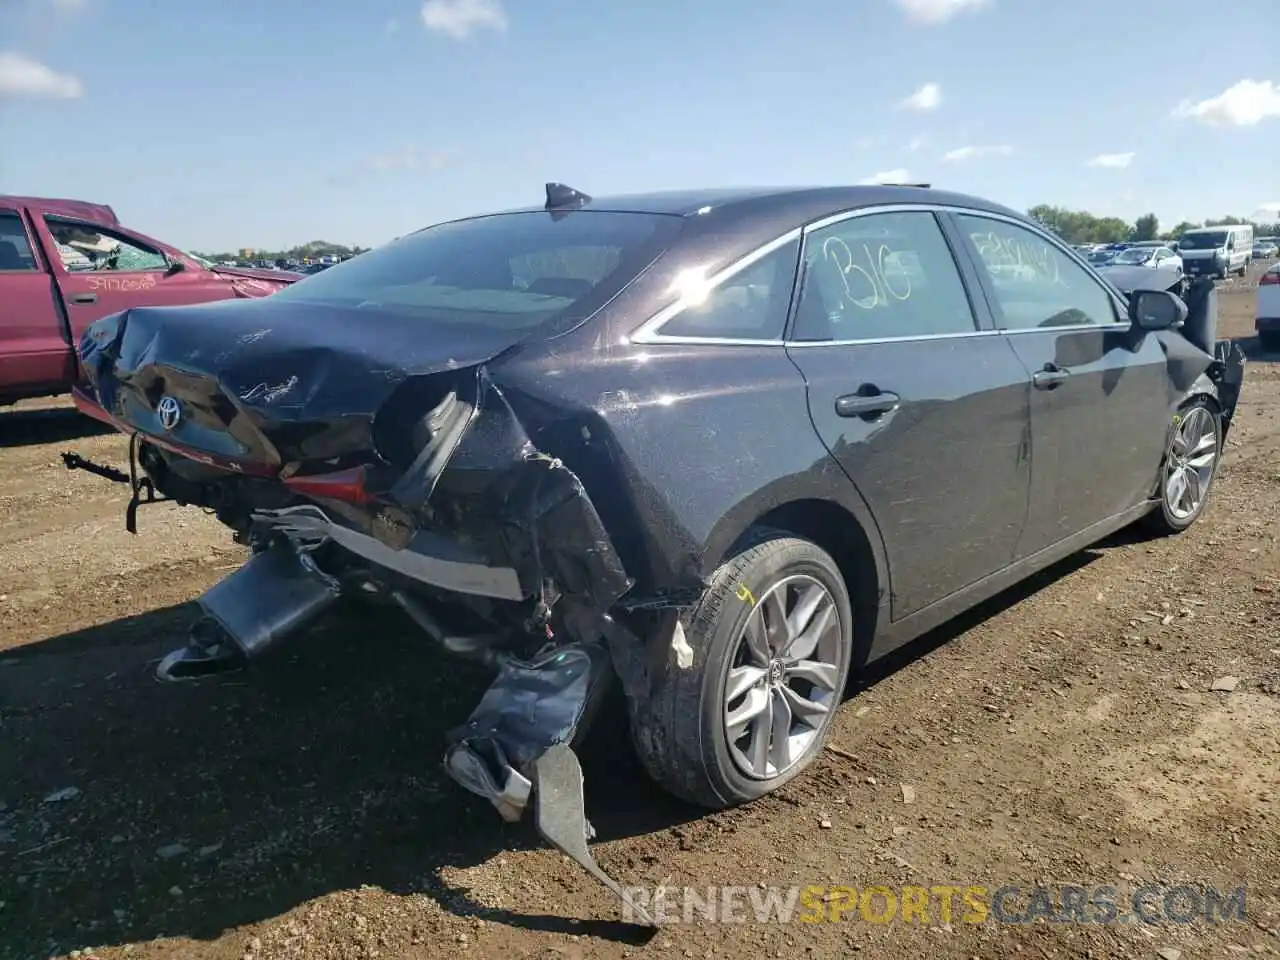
[44,218,168,273]
[271,210,683,336]
[0,212,37,271]
[791,210,977,341]
[957,214,1120,330]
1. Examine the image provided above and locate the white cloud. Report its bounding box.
[907,134,928,152]
[0,52,83,99]
[1172,79,1280,126]
[420,0,507,39]
[899,82,941,111]
[859,169,912,185]
[943,144,1013,162]
[1255,201,1280,219]
[893,0,992,24]
[1087,151,1135,169]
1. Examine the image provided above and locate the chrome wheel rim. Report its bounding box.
[1165,406,1218,520]
[723,574,844,780]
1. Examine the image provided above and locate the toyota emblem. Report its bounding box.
[157,395,182,431]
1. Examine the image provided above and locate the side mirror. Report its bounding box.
[164,256,186,276]
[1129,288,1186,331]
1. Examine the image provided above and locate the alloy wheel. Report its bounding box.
[723,574,845,780]
[1164,406,1218,520]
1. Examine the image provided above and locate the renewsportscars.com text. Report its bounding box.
[620,883,1248,926]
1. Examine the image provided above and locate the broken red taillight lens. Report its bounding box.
[282,466,373,505]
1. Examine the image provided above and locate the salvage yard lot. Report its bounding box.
[2,270,1278,960]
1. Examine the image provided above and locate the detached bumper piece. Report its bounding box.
[1212,338,1246,437]
[443,642,656,926]
[156,540,342,681]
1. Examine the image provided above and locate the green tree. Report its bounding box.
[1131,213,1159,242]
[1026,204,1133,244]
[1163,221,1201,241]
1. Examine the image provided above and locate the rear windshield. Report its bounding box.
[1179,231,1227,249]
[268,210,682,335]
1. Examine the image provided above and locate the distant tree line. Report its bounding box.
[192,240,371,262]
[1027,205,1277,245]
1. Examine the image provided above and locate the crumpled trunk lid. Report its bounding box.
[77,298,527,469]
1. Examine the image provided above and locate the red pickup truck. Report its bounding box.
[1,195,299,405]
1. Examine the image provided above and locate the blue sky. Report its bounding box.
[2,0,1278,251]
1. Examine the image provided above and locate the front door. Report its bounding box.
[786,208,1032,620]
[948,212,1176,559]
[36,215,232,342]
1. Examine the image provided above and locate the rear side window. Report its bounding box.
[655,239,800,340]
[270,210,684,336]
[791,211,977,341]
[957,214,1120,330]
[0,212,37,271]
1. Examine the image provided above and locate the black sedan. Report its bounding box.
[69,183,1245,920]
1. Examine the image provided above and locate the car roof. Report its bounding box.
[0,195,120,227]
[482,184,1025,225]
[436,184,1032,255]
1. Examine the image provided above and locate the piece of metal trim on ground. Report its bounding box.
[533,743,657,927]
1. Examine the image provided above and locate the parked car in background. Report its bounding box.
[1108,244,1184,276]
[1178,224,1253,279]
[1086,248,1120,266]
[1257,261,1280,351]
[1253,238,1278,259]
[67,182,1245,923]
[0,195,302,405]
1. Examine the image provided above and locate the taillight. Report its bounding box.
[282,466,372,504]
[1261,271,1280,286]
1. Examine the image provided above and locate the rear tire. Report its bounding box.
[627,531,854,809]
[1142,396,1222,536]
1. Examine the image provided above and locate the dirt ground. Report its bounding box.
[2,271,1278,960]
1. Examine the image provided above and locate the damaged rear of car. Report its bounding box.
[71,193,693,921]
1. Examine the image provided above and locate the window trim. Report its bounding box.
[944,210,1131,335]
[630,202,1132,347]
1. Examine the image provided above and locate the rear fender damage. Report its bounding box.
[147,366,660,925]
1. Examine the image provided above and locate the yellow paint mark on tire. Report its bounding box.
[735,583,757,607]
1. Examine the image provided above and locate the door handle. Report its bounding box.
[835,390,901,419]
[68,293,98,305]
[1032,364,1070,390]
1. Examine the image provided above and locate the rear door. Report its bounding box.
[785,207,1032,620]
[36,215,236,342]
[0,205,72,395]
[947,211,1174,559]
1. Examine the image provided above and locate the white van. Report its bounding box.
[1176,224,1253,279]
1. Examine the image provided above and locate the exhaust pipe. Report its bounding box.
[157,540,342,682]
